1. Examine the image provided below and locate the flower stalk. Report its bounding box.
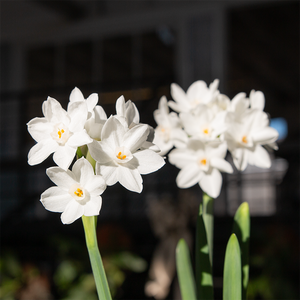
[82,215,112,300]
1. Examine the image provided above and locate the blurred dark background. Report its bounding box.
[1,1,299,299]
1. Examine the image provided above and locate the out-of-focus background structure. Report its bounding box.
[1,1,299,299]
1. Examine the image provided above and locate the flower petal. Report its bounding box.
[53,145,76,170]
[101,116,125,148]
[67,130,93,147]
[46,167,77,190]
[61,200,84,224]
[118,165,143,193]
[85,175,106,196]
[134,149,165,174]
[210,157,233,173]
[88,140,113,164]
[168,148,196,169]
[86,93,98,112]
[199,168,222,198]
[232,148,248,171]
[252,127,278,145]
[41,186,71,213]
[122,124,149,153]
[250,90,265,111]
[68,101,88,132]
[69,87,85,102]
[84,196,102,216]
[97,162,118,186]
[43,97,69,124]
[176,164,203,188]
[250,145,271,169]
[71,157,94,185]
[27,117,53,142]
[28,139,58,166]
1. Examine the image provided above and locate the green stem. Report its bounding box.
[82,215,112,300]
[86,150,96,170]
[202,193,214,267]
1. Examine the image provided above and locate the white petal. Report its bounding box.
[46,167,77,190]
[43,97,69,124]
[168,148,196,169]
[68,101,88,132]
[252,127,278,145]
[69,87,85,102]
[186,80,207,101]
[171,83,187,106]
[88,140,113,164]
[85,175,106,196]
[41,186,71,212]
[71,157,94,185]
[84,196,102,216]
[118,165,143,193]
[101,116,125,148]
[97,162,119,186]
[232,148,248,171]
[27,117,53,142]
[250,90,265,111]
[141,141,161,152]
[123,124,149,153]
[53,145,76,170]
[86,93,98,112]
[28,139,58,166]
[94,105,107,122]
[125,100,140,126]
[210,157,233,173]
[176,164,203,188]
[116,95,126,117]
[199,168,222,198]
[67,130,93,147]
[251,145,271,169]
[134,149,165,175]
[61,200,84,224]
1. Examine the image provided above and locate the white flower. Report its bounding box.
[27,96,93,170]
[88,116,165,193]
[168,79,219,113]
[40,158,106,224]
[115,95,140,129]
[69,87,98,115]
[225,109,279,171]
[153,96,187,155]
[249,90,265,111]
[169,139,233,198]
[179,104,226,142]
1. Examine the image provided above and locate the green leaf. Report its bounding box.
[202,194,214,267]
[223,234,242,300]
[232,202,250,299]
[196,204,214,299]
[176,239,197,300]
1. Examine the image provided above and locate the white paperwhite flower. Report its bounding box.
[169,139,233,198]
[153,96,187,155]
[69,87,98,115]
[40,158,106,224]
[179,104,226,142]
[168,79,219,113]
[225,109,279,171]
[27,96,93,170]
[88,116,165,193]
[115,95,140,129]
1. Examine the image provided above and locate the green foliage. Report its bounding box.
[223,234,242,300]
[176,239,197,300]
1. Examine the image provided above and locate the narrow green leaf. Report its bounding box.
[82,215,112,300]
[223,234,242,300]
[202,194,214,266]
[232,202,250,299]
[196,204,214,299]
[176,239,197,300]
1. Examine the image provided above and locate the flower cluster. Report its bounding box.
[153,80,279,198]
[27,88,165,224]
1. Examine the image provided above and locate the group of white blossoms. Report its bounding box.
[153,79,279,198]
[27,79,278,224]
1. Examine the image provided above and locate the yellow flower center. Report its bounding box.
[74,188,83,197]
[200,159,207,165]
[117,151,126,160]
[203,128,209,135]
[242,135,248,144]
[58,129,65,139]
